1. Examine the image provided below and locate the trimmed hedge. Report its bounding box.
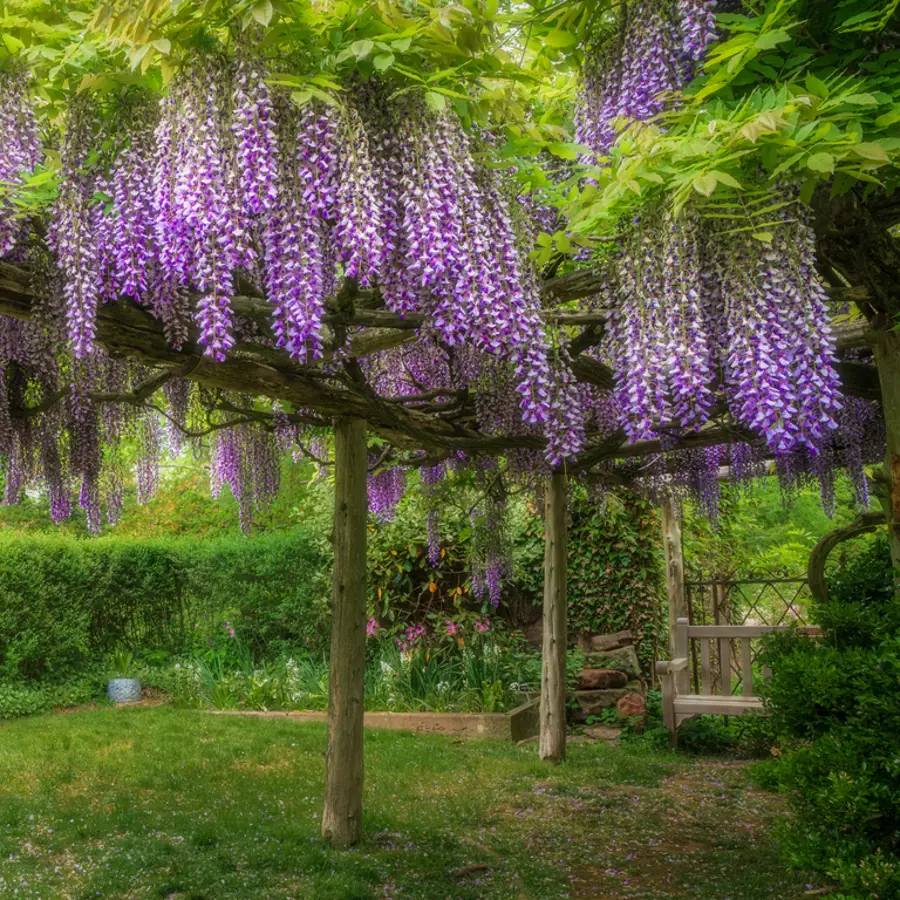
[0,530,330,679]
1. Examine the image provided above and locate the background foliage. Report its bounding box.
[0,529,330,681]
[754,532,900,899]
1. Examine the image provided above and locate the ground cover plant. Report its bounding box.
[0,706,817,899]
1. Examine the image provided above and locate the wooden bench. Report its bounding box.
[657,617,821,744]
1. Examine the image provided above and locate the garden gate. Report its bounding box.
[683,576,811,695]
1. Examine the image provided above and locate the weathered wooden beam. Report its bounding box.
[0,260,885,464]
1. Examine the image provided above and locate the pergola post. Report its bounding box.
[540,469,568,763]
[322,416,368,847]
[660,492,686,656]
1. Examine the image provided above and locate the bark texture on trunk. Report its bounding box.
[540,470,568,763]
[322,416,368,847]
[874,329,900,577]
[660,493,686,656]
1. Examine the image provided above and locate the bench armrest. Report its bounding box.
[656,658,688,675]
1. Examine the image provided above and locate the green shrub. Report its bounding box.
[755,532,900,899]
[0,530,330,681]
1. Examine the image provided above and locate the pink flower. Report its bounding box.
[474,617,490,633]
[224,621,236,639]
[366,617,381,638]
[396,623,425,650]
[445,620,458,637]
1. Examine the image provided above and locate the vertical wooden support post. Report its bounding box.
[874,329,900,584]
[660,492,686,657]
[674,617,690,696]
[714,582,731,696]
[540,470,568,763]
[322,417,368,847]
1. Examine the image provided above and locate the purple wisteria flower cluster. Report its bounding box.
[607,207,844,459]
[0,305,173,533]
[0,70,41,258]
[6,57,576,462]
[575,0,718,163]
[367,460,407,523]
[210,421,280,533]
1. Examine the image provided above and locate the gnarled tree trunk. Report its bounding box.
[322,416,368,847]
[540,470,568,763]
[874,329,900,581]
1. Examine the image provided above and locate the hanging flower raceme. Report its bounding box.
[110,108,156,304]
[210,421,280,533]
[0,70,41,258]
[609,210,717,442]
[607,205,843,458]
[575,0,718,163]
[367,460,407,523]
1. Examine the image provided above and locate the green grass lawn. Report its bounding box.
[0,708,812,899]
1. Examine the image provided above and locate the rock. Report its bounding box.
[590,630,633,652]
[571,688,629,721]
[584,645,641,681]
[585,725,622,742]
[575,668,628,691]
[616,693,646,718]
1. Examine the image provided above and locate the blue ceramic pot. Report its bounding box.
[107,678,142,704]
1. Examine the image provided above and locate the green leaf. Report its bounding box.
[542,29,578,49]
[752,231,774,243]
[392,37,412,52]
[151,38,171,55]
[709,170,743,190]
[875,110,900,128]
[852,142,890,163]
[2,34,24,54]
[424,90,446,111]
[373,53,394,72]
[351,39,374,59]
[799,178,817,205]
[753,30,790,50]
[251,0,273,27]
[129,44,150,71]
[805,73,829,98]
[548,142,579,161]
[23,168,55,186]
[806,152,835,174]
[692,173,719,196]
[843,93,879,106]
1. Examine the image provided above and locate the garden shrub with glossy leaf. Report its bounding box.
[755,532,900,899]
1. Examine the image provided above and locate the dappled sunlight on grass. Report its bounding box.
[0,708,811,899]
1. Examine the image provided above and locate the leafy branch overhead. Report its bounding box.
[0,0,895,555]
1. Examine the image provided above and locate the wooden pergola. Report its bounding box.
[0,187,892,845]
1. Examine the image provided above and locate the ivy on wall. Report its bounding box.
[519,490,665,669]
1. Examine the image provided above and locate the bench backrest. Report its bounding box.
[673,617,821,698]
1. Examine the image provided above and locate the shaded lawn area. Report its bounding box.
[0,708,809,899]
